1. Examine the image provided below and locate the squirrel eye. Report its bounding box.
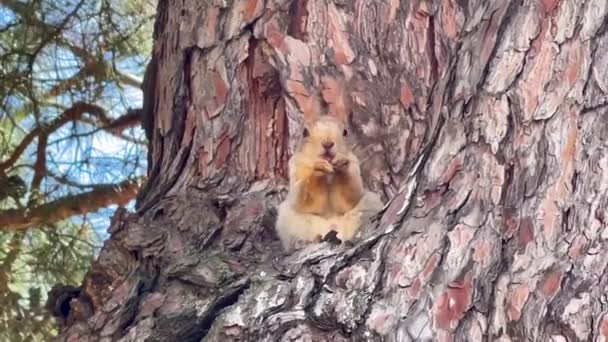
[343,129,348,137]
[303,128,309,138]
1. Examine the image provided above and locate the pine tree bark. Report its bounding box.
[56,0,608,341]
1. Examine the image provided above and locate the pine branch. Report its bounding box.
[0,178,143,231]
[0,103,142,172]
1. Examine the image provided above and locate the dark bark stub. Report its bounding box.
[57,0,608,341]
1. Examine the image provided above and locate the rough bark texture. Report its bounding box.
[57,0,608,341]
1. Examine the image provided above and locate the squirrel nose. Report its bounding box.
[322,141,334,149]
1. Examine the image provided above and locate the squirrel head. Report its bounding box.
[299,114,350,162]
[296,74,354,161]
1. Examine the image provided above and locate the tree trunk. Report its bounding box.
[56,0,608,341]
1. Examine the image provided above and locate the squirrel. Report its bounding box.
[275,110,383,252]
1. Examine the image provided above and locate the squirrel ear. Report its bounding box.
[303,128,309,138]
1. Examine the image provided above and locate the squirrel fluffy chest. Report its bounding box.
[292,161,361,217]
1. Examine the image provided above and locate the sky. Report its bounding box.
[1,1,150,244]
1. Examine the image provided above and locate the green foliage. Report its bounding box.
[0,0,156,339]
[1,223,96,341]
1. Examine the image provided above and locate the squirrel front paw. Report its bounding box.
[314,159,334,174]
[332,157,350,172]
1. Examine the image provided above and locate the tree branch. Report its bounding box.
[31,134,47,192]
[3,0,144,90]
[0,103,142,172]
[113,69,143,89]
[0,102,99,171]
[98,108,143,134]
[0,178,143,231]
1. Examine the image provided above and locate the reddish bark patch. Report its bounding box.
[424,188,444,211]
[472,239,492,265]
[541,269,563,297]
[400,82,414,109]
[517,218,535,248]
[544,106,579,238]
[265,24,288,54]
[559,106,579,183]
[508,284,530,321]
[385,0,399,24]
[275,99,289,179]
[198,146,210,178]
[600,318,608,337]
[478,6,502,70]
[440,0,459,40]
[203,71,229,119]
[565,45,581,83]
[568,235,588,258]
[423,254,441,278]
[409,254,441,298]
[528,21,548,58]
[244,0,260,21]
[214,73,229,111]
[333,49,350,66]
[205,7,219,43]
[441,156,462,185]
[215,135,232,168]
[181,107,196,147]
[408,278,422,297]
[541,0,559,15]
[288,0,309,39]
[239,39,286,180]
[434,273,473,330]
